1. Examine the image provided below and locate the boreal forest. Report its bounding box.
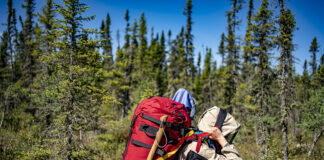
[0,0,323,159]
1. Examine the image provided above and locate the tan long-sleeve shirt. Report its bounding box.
[177,141,242,160]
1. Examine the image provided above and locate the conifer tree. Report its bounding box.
[218,33,226,66]
[302,87,324,160]
[38,0,55,75]
[138,12,148,72]
[21,0,36,86]
[6,0,17,82]
[101,13,114,71]
[201,48,212,110]
[116,9,133,118]
[167,28,186,97]
[0,32,10,129]
[309,37,319,77]
[154,31,167,96]
[224,0,242,112]
[277,0,297,159]
[299,60,311,103]
[242,0,254,80]
[210,60,218,105]
[312,55,324,88]
[47,0,108,158]
[124,9,130,49]
[129,18,138,82]
[183,0,194,91]
[1,0,16,108]
[251,0,275,157]
[193,51,202,103]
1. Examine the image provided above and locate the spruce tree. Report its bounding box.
[6,0,17,82]
[1,0,16,111]
[154,31,167,96]
[224,0,242,113]
[167,28,186,97]
[101,13,114,71]
[124,9,130,49]
[309,37,319,77]
[277,0,297,159]
[38,0,55,75]
[47,0,108,158]
[115,9,133,118]
[251,0,275,157]
[242,0,254,80]
[183,0,194,91]
[201,48,212,110]
[21,0,36,86]
[301,87,324,160]
[0,32,9,129]
[313,55,324,88]
[193,51,202,103]
[138,12,148,72]
[300,60,311,103]
[218,33,226,66]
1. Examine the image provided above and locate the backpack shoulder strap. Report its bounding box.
[215,108,227,131]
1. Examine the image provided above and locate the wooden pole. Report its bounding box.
[147,115,168,160]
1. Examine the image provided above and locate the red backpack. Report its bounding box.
[122,97,191,160]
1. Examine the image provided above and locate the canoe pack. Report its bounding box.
[122,97,233,160]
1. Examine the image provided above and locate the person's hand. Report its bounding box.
[208,128,228,148]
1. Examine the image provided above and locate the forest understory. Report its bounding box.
[0,0,323,159]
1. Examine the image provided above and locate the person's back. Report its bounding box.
[177,106,242,160]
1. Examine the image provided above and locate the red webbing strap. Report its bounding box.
[157,132,210,160]
[195,132,210,153]
[166,132,210,153]
[170,134,196,151]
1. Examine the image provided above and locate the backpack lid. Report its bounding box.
[197,106,240,143]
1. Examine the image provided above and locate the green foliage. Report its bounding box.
[309,37,319,76]
[300,87,324,131]
[0,0,323,159]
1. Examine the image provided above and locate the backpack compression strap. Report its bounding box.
[157,108,228,160]
[215,108,227,131]
[214,108,227,153]
[157,130,210,160]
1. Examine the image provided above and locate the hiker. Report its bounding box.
[172,89,242,160]
[123,88,241,160]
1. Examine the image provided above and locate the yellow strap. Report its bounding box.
[185,130,195,137]
[157,130,195,160]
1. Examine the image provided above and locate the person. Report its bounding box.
[172,89,242,160]
[177,106,242,160]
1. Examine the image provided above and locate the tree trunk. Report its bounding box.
[280,74,289,160]
[290,109,296,141]
[282,117,288,160]
[260,123,267,158]
[0,111,4,129]
[255,120,259,146]
[257,113,267,158]
[307,129,323,160]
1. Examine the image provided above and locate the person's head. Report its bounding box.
[198,106,240,144]
[172,88,196,119]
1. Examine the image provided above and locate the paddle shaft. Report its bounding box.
[147,115,168,160]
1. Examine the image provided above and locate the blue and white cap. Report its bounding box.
[172,88,196,119]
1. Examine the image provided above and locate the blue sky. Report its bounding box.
[1,0,323,74]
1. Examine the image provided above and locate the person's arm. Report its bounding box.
[208,128,228,147]
[208,128,242,160]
